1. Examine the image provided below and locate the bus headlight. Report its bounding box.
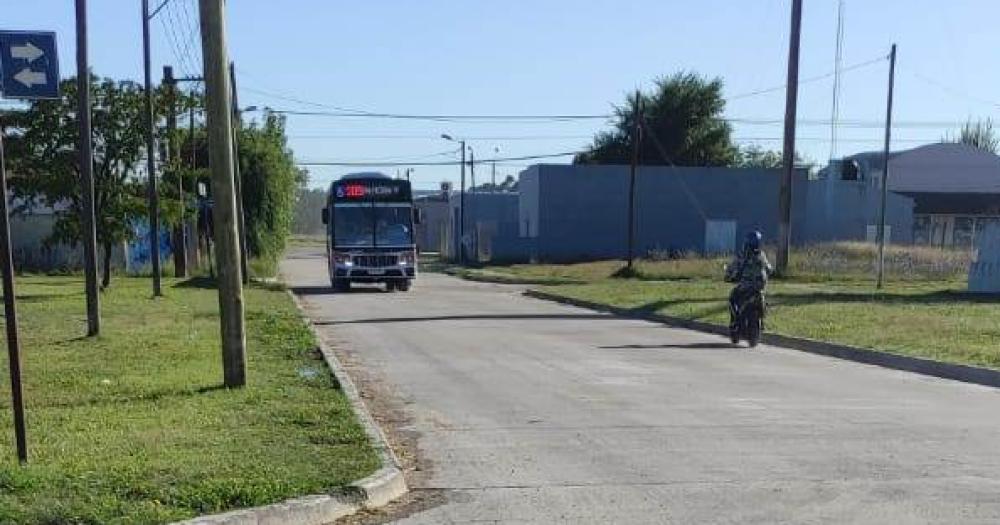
[333,253,353,266]
[398,252,415,266]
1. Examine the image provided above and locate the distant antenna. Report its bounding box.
[829,0,845,160]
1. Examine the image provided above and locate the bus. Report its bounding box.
[321,173,419,292]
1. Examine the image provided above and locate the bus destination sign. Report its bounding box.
[334,179,410,202]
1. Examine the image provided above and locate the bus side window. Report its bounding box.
[321,208,329,225]
[413,208,423,225]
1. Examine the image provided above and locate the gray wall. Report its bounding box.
[518,164,811,262]
[449,192,527,261]
[414,198,450,253]
[802,175,915,244]
[444,164,917,263]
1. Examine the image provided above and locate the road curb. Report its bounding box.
[172,291,408,525]
[524,289,1000,389]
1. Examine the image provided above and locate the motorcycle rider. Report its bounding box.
[725,231,773,332]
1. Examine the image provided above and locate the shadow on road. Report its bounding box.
[314,313,613,325]
[599,342,738,350]
[290,285,386,296]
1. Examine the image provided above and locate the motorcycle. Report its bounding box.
[729,289,766,347]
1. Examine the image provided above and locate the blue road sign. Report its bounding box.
[0,31,59,100]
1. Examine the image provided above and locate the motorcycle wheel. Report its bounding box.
[747,312,762,348]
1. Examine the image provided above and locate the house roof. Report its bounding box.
[844,142,1000,194]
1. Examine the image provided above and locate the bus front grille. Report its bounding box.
[352,254,398,267]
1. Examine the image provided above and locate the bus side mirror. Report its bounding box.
[321,208,329,225]
[414,208,423,225]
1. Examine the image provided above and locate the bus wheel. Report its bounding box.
[385,281,397,292]
[332,279,350,293]
[397,280,411,292]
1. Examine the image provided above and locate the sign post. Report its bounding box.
[0,29,60,464]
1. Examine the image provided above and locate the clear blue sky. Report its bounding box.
[5,1,1000,189]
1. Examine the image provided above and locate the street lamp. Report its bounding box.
[441,134,466,264]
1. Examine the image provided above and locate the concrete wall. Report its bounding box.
[519,164,811,262]
[802,176,915,244]
[449,192,526,262]
[414,198,449,253]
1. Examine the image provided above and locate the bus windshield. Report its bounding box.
[333,204,413,247]
[334,206,375,247]
[375,205,413,246]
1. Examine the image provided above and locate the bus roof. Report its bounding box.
[338,172,391,181]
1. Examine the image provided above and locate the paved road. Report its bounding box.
[283,249,1000,524]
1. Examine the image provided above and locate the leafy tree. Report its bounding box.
[471,174,517,192]
[237,112,307,266]
[734,144,812,170]
[946,118,998,154]
[575,72,736,166]
[6,77,162,287]
[734,145,783,168]
[291,187,327,235]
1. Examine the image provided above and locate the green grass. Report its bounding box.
[449,243,1000,369]
[0,276,379,524]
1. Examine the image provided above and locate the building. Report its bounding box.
[824,143,1000,248]
[442,163,915,263]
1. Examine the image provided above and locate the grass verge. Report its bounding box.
[0,276,379,524]
[446,243,1000,369]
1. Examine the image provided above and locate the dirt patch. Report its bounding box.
[328,340,448,524]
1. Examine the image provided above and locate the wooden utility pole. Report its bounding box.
[164,66,187,277]
[459,141,466,264]
[188,103,200,270]
[626,90,642,269]
[228,62,249,284]
[76,0,100,335]
[199,0,247,387]
[142,0,163,296]
[876,44,897,290]
[777,0,803,275]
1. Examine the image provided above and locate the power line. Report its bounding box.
[728,55,886,101]
[901,65,1000,109]
[264,108,610,122]
[296,150,580,167]
[286,133,594,141]
[158,2,197,78]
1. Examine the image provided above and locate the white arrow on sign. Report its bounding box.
[11,42,44,63]
[13,68,47,88]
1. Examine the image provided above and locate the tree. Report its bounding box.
[6,77,158,287]
[237,112,307,267]
[471,174,517,192]
[734,145,783,169]
[575,72,736,166]
[291,187,327,235]
[946,118,998,154]
[734,144,812,170]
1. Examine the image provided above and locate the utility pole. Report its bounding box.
[188,102,200,270]
[776,0,802,275]
[491,146,499,192]
[77,0,100,335]
[876,44,897,290]
[199,0,247,387]
[164,66,187,277]
[228,62,249,284]
[626,90,642,270]
[469,147,476,260]
[0,113,26,464]
[142,0,163,296]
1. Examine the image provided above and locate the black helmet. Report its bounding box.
[744,230,762,253]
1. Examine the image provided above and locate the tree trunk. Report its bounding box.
[172,225,187,277]
[101,241,112,289]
